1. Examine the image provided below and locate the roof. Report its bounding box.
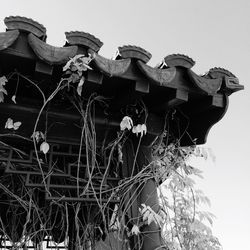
[0,16,244,146]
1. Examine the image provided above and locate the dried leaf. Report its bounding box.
[77,85,82,96]
[40,141,50,154]
[31,131,45,143]
[120,116,133,131]
[77,77,85,96]
[0,92,4,103]
[0,76,8,86]
[131,225,140,235]
[0,76,8,103]
[118,143,123,164]
[13,121,22,130]
[5,118,13,129]
[11,95,16,104]
[71,73,80,83]
[5,118,21,130]
[132,124,147,137]
[63,58,74,72]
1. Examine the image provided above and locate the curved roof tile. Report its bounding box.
[137,60,176,86]
[118,45,152,63]
[208,67,244,94]
[4,16,46,39]
[208,67,236,78]
[28,33,77,65]
[92,52,131,76]
[188,70,222,95]
[223,77,244,94]
[0,30,19,51]
[65,31,103,52]
[164,54,195,68]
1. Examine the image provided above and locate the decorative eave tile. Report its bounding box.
[164,54,195,68]
[118,45,152,63]
[65,31,103,52]
[208,67,244,94]
[4,16,46,39]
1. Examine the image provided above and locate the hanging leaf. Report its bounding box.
[13,121,22,130]
[120,116,133,131]
[118,143,123,164]
[131,225,140,235]
[5,118,22,130]
[132,124,147,137]
[11,95,17,104]
[40,141,50,154]
[5,118,14,129]
[31,131,45,143]
[77,77,85,96]
[63,54,92,72]
[71,73,80,83]
[0,76,8,103]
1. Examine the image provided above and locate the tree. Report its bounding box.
[155,142,222,250]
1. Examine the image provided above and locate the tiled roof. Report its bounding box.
[0,16,244,145]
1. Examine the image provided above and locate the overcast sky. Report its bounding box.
[0,0,250,249]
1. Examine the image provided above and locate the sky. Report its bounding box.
[0,0,250,249]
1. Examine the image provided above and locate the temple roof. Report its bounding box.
[0,16,244,146]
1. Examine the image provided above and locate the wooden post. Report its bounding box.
[122,132,166,250]
[136,145,165,250]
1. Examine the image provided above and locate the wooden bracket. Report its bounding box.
[135,80,149,93]
[187,94,225,116]
[211,94,224,108]
[168,89,188,108]
[35,60,53,75]
[87,70,103,85]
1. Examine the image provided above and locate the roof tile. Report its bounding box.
[65,31,103,52]
[164,54,195,68]
[4,16,46,39]
[118,45,152,63]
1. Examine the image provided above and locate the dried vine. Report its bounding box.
[0,54,221,250]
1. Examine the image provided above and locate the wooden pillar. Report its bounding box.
[136,145,165,250]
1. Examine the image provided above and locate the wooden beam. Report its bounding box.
[211,94,224,107]
[135,80,149,93]
[168,89,188,107]
[184,94,225,116]
[35,60,53,75]
[87,70,103,85]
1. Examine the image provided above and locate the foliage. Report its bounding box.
[115,116,222,250]
[63,54,92,96]
[154,142,222,250]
